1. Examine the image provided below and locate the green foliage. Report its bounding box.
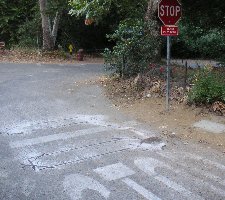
[172,24,225,59]
[16,6,41,48]
[196,29,225,58]
[103,19,159,77]
[188,68,225,104]
[172,0,225,59]
[1,0,224,59]
[0,0,37,46]
[69,0,112,20]
[47,0,68,14]
[0,0,68,48]
[219,56,225,66]
[69,0,147,21]
[182,0,225,30]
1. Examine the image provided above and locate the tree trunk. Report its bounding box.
[145,0,161,60]
[52,11,62,45]
[39,0,61,51]
[145,0,158,21]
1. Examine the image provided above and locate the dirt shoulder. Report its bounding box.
[101,76,225,153]
[122,98,225,153]
[0,50,103,64]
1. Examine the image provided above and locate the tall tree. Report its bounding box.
[145,0,158,21]
[145,0,161,59]
[39,0,66,50]
[69,0,148,22]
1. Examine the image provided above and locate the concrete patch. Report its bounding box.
[94,163,135,181]
[193,120,225,134]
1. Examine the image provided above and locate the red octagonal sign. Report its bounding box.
[158,0,182,25]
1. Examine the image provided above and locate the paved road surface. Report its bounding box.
[0,63,225,200]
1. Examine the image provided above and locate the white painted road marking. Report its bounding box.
[1,114,108,135]
[178,152,225,171]
[2,114,141,136]
[63,174,110,200]
[122,178,161,200]
[156,152,225,197]
[134,157,205,200]
[6,113,224,199]
[10,126,109,148]
[95,162,161,200]
[94,163,135,181]
[158,152,225,187]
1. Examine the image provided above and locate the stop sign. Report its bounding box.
[158,0,182,25]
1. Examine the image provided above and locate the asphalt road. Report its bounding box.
[0,63,225,200]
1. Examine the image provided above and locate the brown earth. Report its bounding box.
[0,49,103,64]
[101,76,225,153]
[123,98,225,152]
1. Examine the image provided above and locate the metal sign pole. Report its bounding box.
[158,0,182,111]
[166,36,171,111]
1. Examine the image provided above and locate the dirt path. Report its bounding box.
[0,50,104,64]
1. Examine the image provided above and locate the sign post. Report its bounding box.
[158,0,182,111]
[166,36,171,111]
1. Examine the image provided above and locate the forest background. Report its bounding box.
[0,0,224,60]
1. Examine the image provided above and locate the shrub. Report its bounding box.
[172,24,225,59]
[219,55,225,66]
[188,67,225,104]
[196,29,225,58]
[103,19,160,77]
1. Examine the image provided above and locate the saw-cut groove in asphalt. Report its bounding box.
[21,136,161,172]
[10,126,110,148]
[26,137,128,160]
[23,147,132,171]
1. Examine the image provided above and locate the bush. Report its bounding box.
[172,24,225,59]
[196,29,225,58]
[103,19,160,77]
[219,55,225,66]
[188,67,225,104]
